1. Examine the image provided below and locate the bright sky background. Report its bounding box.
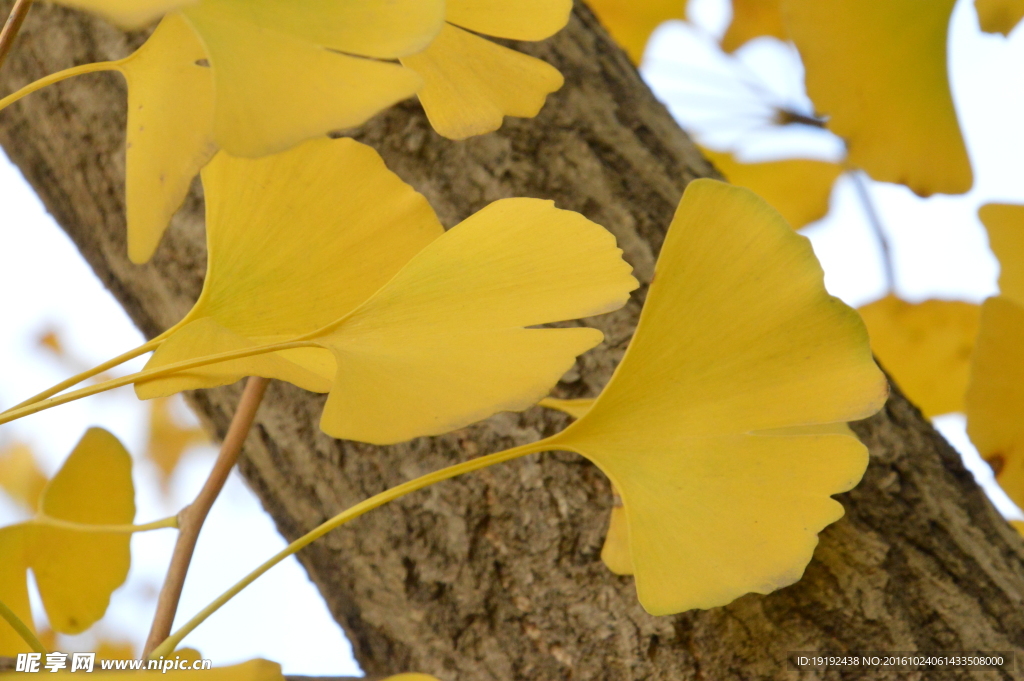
[0,0,1021,673]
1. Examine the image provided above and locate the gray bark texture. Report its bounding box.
[2,2,1024,679]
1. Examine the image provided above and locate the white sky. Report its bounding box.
[0,0,1021,673]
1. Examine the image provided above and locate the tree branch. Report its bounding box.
[143,377,270,657]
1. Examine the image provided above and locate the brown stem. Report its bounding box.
[0,0,32,74]
[143,376,271,657]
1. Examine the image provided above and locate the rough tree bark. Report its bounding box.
[2,3,1024,679]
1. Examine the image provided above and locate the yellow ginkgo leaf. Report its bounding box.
[0,443,47,511]
[541,179,885,615]
[136,137,444,400]
[400,5,567,140]
[966,297,1024,511]
[2,1,443,263]
[975,0,1024,35]
[783,0,972,196]
[118,13,218,263]
[702,148,843,228]
[179,1,431,158]
[858,295,980,418]
[0,429,135,654]
[53,0,194,28]
[311,197,637,444]
[585,0,685,64]
[1011,520,1024,538]
[137,138,637,445]
[721,0,787,52]
[979,203,1024,307]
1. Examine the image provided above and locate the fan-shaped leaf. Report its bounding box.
[137,137,442,399]
[858,295,980,418]
[311,198,638,444]
[545,179,885,614]
[784,0,971,196]
[0,429,134,653]
[400,23,563,140]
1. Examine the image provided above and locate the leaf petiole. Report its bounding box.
[5,337,164,412]
[0,339,319,427]
[148,438,557,658]
[0,61,121,112]
[33,514,178,534]
[0,597,47,655]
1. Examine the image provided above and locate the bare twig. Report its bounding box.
[851,169,896,292]
[143,377,271,657]
[0,0,32,74]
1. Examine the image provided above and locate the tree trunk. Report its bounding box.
[2,3,1023,679]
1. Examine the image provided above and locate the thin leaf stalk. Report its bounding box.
[0,60,119,111]
[6,337,164,412]
[148,438,557,658]
[34,514,178,534]
[0,340,318,427]
[0,597,46,655]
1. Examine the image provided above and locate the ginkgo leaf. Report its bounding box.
[979,203,1024,306]
[721,0,787,52]
[542,179,886,615]
[137,139,637,445]
[1011,520,1024,538]
[966,297,1024,511]
[53,0,194,28]
[783,0,972,196]
[0,443,47,511]
[180,2,429,158]
[858,295,980,418]
[311,198,638,444]
[137,137,443,399]
[585,0,685,64]
[702,148,843,228]
[5,1,443,263]
[400,22,564,140]
[975,0,1024,35]
[0,429,135,654]
[118,13,217,263]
